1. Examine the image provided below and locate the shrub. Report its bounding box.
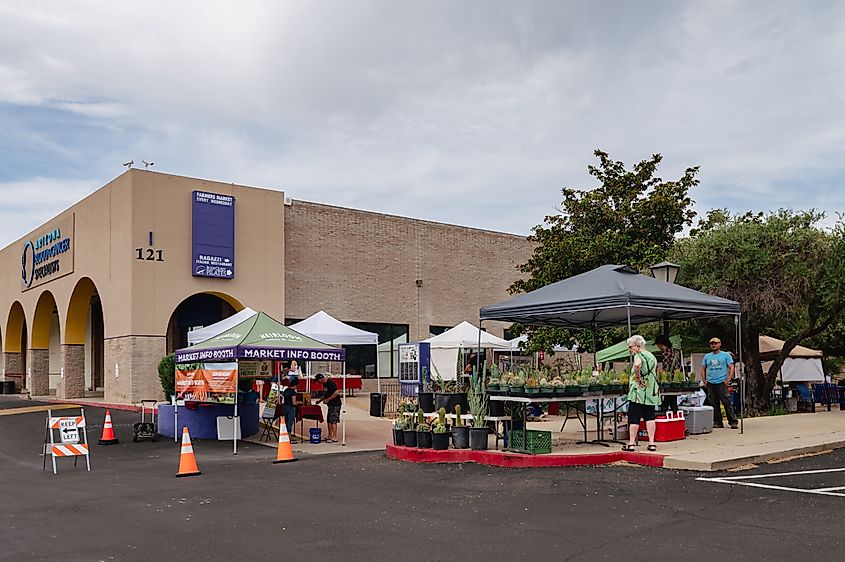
[158,354,175,400]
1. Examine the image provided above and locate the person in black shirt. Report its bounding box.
[315,373,342,443]
[282,375,299,444]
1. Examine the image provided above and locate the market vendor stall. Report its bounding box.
[173,312,345,454]
[480,264,743,445]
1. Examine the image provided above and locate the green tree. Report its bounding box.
[673,209,845,415]
[510,150,699,353]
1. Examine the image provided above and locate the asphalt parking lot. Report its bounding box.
[1,396,842,561]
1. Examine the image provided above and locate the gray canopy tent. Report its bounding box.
[479,264,745,431]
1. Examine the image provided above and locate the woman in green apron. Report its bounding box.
[623,335,660,452]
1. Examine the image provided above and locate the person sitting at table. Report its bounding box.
[314,373,341,443]
[282,375,299,444]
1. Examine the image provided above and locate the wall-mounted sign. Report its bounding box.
[21,214,75,290]
[192,190,235,279]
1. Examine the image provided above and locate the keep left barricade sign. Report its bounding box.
[43,408,91,475]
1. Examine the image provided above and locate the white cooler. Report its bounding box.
[680,406,713,434]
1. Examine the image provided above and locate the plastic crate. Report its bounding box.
[510,429,552,454]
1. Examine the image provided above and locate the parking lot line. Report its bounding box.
[0,404,81,416]
[697,477,845,497]
[699,467,845,481]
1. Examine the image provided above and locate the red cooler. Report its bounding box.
[638,411,686,442]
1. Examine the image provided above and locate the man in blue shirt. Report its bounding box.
[701,337,738,429]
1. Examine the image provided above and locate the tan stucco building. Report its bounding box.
[0,170,533,404]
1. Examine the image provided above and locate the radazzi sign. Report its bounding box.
[21,215,75,290]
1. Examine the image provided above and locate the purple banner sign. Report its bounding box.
[192,190,235,278]
[175,347,237,363]
[240,347,346,362]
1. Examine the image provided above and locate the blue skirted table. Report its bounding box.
[158,402,259,439]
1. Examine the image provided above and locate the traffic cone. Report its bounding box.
[176,427,201,477]
[98,410,119,445]
[273,420,298,464]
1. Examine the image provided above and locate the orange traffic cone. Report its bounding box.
[273,420,298,464]
[98,410,119,445]
[176,427,201,477]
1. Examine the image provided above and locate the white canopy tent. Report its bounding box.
[289,310,381,445]
[187,307,257,345]
[422,321,511,381]
[760,335,825,383]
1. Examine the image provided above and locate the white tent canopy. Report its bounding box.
[187,307,257,345]
[289,310,378,345]
[422,321,511,350]
[760,335,825,383]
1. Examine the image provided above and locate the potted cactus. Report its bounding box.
[508,371,526,394]
[525,375,540,395]
[468,369,489,450]
[670,370,683,390]
[659,371,671,391]
[539,376,555,395]
[452,404,470,449]
[402,405,418,447]
[415,408,432,448]
[392,416,406,446]
[418,366,435,413]
[433,361,469,416]
[431,408,450,450]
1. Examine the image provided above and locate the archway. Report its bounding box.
[4,302,28,392]
[61,278,105,398]
[165,292,244,353]
[30,291,61,396]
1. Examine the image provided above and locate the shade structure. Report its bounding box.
[187,307,257,346]
[174,311,344,363]
[596,335,684,364]
[422,321,511,350]
[289,310,378,346]
[758,335,823,360]
[479,264,740,328]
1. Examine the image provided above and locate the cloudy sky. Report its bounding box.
[1,0,844,247]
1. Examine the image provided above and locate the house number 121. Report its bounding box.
[136,248,165,261]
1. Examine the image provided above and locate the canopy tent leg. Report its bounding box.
[736,314,744,434]
[342,362,347,446]
[376,342,381,394]
[233,400,238,455]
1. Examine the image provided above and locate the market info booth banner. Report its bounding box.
[176,362,238,403]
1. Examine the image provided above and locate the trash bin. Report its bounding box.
[1,381,15,394]
[369,392,386,417]
[309,428,322,444]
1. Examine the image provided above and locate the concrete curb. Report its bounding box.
[663,439,845,472]
[386,444,666,468]
[35,397,141,412]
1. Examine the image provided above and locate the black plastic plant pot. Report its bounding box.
[431,432,450,450]
[469,427,489,450]
[452,426,470,449]
[393,428,405,446]
[403,429,418,448]
[418,392,435,413]
[417,431,433,449]
[434,392,469,415]
[488,400,505,417]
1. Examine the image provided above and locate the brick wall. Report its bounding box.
[284,201,534,340]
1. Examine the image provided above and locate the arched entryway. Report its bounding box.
[4,302,28,392]
[61,278,105,399]
[165,292,244,353]
[30,291,61,396]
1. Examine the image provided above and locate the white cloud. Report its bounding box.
[1,0,845,247]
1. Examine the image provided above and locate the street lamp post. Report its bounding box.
[649,261,681,337]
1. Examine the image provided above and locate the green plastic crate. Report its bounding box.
[510,429,552,454]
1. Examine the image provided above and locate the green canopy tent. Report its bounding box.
[174,311,344,453]
[596,335,684,364]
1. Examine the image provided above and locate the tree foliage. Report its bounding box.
[510,150,699,352]
[672,209,845,414]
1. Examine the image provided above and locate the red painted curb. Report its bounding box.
[385,444,666,468]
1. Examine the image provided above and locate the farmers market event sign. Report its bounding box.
[192,190,235,279]
[175,362,238,404]
[21,214,75,290]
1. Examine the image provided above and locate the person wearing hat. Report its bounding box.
[701,337,738,429]
[314,373,341,443]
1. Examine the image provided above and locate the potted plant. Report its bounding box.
[432,363,469,415]
[392,417,406,446]
[539,376,555,395]
[525,376,540,395]
[416,416,433,449]
[418,366,435,413]
[659,371,671,391]
[587,371,602,393]
[468,369,489,450]
[452,404,470,449]
[431,408,450,450]
[402,405,418,447]
[670,370,683,390]
[508,371,526,394]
